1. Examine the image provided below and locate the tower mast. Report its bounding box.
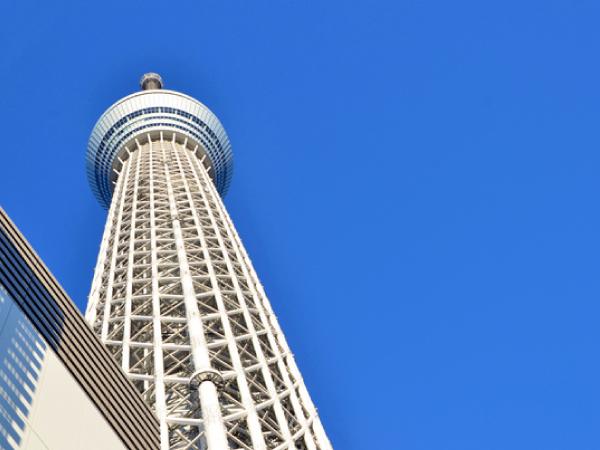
[85,74,332,450]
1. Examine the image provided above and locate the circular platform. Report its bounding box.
[87,88,233,208]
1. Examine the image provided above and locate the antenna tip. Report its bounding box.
[140,73,163,90]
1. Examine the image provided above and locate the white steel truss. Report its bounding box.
[86,132,332,450]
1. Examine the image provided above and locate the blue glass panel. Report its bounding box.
[0,284,46,449]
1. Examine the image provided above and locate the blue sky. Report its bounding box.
[1,1,600,449]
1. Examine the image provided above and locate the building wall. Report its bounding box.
[0,283,127,450]
[0,207,161,450]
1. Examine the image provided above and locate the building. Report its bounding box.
[0,207,160,450]
[84,73,333,450]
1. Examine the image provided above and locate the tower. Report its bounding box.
[84,74,332,450]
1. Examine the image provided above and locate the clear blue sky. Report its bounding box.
[1,1,600,449]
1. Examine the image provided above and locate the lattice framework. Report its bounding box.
[86,132,332,450]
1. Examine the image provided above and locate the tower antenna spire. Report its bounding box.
[140,72,163,90]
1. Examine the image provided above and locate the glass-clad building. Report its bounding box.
[0,207,160,450]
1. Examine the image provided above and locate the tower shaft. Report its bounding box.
[86,133,331,450]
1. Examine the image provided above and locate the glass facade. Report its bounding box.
[0,283,127,450]
[0,283,46,449]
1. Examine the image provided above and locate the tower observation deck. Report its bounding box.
[84,74,332,450]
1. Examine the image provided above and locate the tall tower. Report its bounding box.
[84,74,332,450]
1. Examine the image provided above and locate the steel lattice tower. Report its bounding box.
[84,74,332,450]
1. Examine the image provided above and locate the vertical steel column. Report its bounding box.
[100,158,132,342]
[148,139,170,449]
[122,146,142,371]
[161,139,229,450]
[86,152,127,323]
